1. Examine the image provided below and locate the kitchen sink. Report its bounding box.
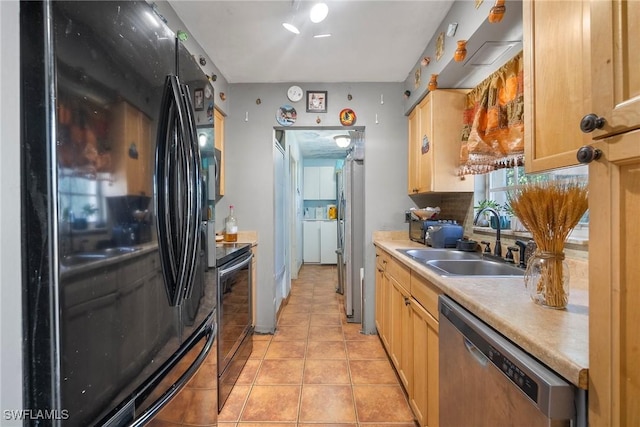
[425,259,524,277]
[397,248,524,277]
[61,247,140,267]
[397,248,480,261]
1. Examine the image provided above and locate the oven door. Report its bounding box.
[217,250,253,374]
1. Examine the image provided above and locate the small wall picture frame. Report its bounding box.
[194,88,204,111]
[306,91,327,113]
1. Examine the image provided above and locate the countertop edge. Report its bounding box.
[373,238,589,390]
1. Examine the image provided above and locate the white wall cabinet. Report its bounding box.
[303,166,336,200]
[303,220,337,264]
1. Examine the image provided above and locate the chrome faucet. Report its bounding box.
[473,207,502,257]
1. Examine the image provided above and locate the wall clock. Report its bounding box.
[287,85,303,103]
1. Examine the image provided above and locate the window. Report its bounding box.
[475,165,589,226]
[58,175,106,227]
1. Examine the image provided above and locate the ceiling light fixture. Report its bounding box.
[282,21,300,34]
[310,2,329,23]
[334,135,351,148]
[313,33,332,38]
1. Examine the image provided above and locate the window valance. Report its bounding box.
[458,51,524,175]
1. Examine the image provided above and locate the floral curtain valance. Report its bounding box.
[458,51,524,175]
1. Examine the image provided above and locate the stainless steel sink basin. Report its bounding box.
[61,247,140,267]
[397,248,480,261]
[397,248,524,277]
[425,259,524,277]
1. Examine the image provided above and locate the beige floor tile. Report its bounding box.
[255,359,304,385]
[353,385,415,423]
[248,340,269,359]
[218,385,251,422]
[309,325,344,341]
[240,385,301,422]
[236,359,261,385]
[342,323,375,341]
[273,325,309,341]
[278,310,311,326]
[306,341,347,359]
[345,339,388,360]
[299,385,357,423]
[303,359,350,384]
[349,359,399,385]
[310,312,342,326]
[265,340,306,359]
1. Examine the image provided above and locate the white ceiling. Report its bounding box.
[168,0,522,158]
[168,0,455,83]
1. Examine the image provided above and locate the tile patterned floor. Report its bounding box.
[152,264,417,427]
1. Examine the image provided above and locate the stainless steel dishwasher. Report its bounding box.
[439,295,587,427]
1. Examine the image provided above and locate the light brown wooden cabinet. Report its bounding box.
[375,249,388,346]
[390,275,412,391]
[586,1,640,426]
[523,0,592,173]
[374,247,441,427]
[108,101,152,196]
[407,90,472,195]
[214,108,225,197]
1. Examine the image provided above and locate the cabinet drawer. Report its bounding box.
[410,271,441,320]
[375,247,388,270]
[387,257,410,290]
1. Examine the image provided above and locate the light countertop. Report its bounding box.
[373,234,589,390]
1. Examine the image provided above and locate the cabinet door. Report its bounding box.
[417,95,434,193]
[408,108,421,194]
[320,221,337,264]
[588,0,640,140]
[407,90,471,194]
[375,252,386,335]
[411,299,439,427]
[303,167,320,200]
[523,0,592,172]
[302,221,320,263]
[587,2,640,425]
[390,278,412,392]
[318,166,336,199]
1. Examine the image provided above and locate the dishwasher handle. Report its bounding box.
[463,337,488,367]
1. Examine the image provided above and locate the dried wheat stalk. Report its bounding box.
[508,182,588,307]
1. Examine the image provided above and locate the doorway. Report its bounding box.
[282,127,365,323]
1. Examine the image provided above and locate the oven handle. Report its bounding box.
[218,252,253,277]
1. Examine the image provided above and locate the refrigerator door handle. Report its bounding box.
[156,75,192,306]
[178,83,203,301]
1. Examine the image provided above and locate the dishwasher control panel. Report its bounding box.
[487,345,538,402]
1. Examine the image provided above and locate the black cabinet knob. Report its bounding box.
[576,145,602,164]
[580,114,606,133]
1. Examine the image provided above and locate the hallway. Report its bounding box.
[218,264,416,426]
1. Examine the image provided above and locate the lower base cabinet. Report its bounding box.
[374,246,440,427]
[410,298,439,427]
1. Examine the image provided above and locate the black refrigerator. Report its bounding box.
[20,1,217,425]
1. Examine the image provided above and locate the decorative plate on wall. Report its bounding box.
[276,105,297,126]
[339,108,356,126]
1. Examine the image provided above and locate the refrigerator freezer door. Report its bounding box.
[344,158,364,323]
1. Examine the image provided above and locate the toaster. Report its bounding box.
[425,223,464,248]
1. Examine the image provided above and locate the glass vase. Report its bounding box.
[524,251,570,309]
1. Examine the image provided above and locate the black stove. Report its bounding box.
[216,242,251,266]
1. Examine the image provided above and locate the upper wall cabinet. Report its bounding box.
[587,0,640,140]
[303,166,336,200]
[523,0,592,173]
[407,90,473,194]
